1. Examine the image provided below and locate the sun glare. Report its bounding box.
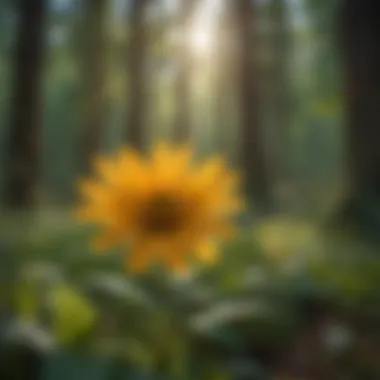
[189,26,213,57]
[187,0,220,59]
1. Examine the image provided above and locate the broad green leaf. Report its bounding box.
[14,282,39,321]
[50,285,96,345]
[14,262,63,322]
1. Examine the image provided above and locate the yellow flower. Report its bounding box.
[76,143,244,273]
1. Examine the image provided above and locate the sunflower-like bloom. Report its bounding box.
[76,143,244,273]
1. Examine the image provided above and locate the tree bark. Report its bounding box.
[4,0,48,209]
[268,0,291,182]
[329,0,380,237]
[80,0,108,174]
[340,0,380,199]
[173,0,196,143]
[234,0,269,204]
[126,0,149,150]
[214,1,234,154]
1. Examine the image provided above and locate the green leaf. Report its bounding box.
[84,272,151,310]
[50,285,96,345]
[14,282,39,322]
[14,262,63,322]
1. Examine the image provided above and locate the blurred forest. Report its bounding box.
[0,0,380,379]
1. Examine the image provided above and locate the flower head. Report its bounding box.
[76,143,243,273]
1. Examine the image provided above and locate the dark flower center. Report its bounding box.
[139,193,187,234]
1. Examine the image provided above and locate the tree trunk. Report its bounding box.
[330,0,380,237]
[340,0,380,199]
[173,0,196,143]
[127,0,149,150]
[4,0,48,209]
[268,0,291,182]
[80,0,108,174]
[214,1,233,155]
[234,0,269,205]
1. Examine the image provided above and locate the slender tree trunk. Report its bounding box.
[4,0,48,209]
[214,1,232,154]
[173,0,196,143]
[340,0,380,199]
[268,0,291,182]
[330,0,380,236]
[234,0,269,204]
[127,0,149,150]
[80,0,108,173]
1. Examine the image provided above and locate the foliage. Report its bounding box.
[1,215,379,379]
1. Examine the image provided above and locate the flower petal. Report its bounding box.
[196,240,219,264]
